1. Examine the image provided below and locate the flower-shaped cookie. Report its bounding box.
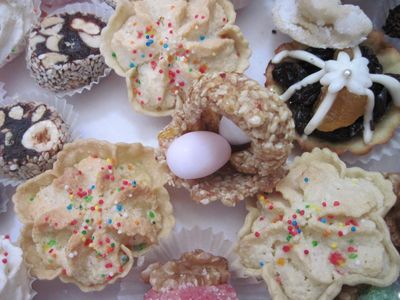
[13,140,174,292]
[236,148,400,300]
[100,0,250,116]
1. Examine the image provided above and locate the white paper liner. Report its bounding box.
[231,0,252,10]
[372,0,400,50]
[0,185,14,214]
[340,128,400,166]
[26,1,113,97]
[39,0,87,13]
[0,90,80,187]
[118,226,267,300]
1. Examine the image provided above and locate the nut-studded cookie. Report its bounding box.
[27,11,107,93]
[0,102,70,181]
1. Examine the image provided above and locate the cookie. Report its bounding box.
[236,148,400,300]
[0,235,33,300]
[142,249,238,300]
[0,102,70,180]
[158,72,294,206]
[272,0,372,49]
[27,11,107,93]
[265,31,400,155]
[13,140,174,291]
[100,0,250,116]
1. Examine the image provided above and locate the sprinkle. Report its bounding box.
[67,204,73,210]
[312,240,318,247]
[199,64,207,73]
[304,177,309,183]
[282,245,291,253]
[47,239,57,247]
[163,43,169,49]
[81,230,87,235]
[330,243,337,249]
[304,249,309,255]
[351,226,356,232]
[147,210,156,219]
[112,52,117,58]
[338,231,344,237]
[259,261,265,267]
[255,231,260,238]
[320,218,327,224]
[292,220,297,226]
[333,201,340,207]
[129,62,136,68]
[2,259,7,264]
[322,202,327,207]
[116,204,123,212]
[329,252,346,266]
[276,257,285,266]
[349,253,358,259]
[199,35,206,41]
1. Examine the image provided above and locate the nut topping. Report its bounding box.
[46,35,63,52]
[31,105,47,123]
[0,110,4,128]
[22,120,60,152]
[9,105,24,120]
[78,32,101,49]
[71,18,100,35]
[5,132,14,146]
[38,52,68,68]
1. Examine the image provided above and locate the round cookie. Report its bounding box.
[27,11,107,93]
[0,102,70,180]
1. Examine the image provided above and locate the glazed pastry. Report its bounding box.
[101,0,250,116]
[27,11,107,93]
[158,72,294,206]
[141,249,238,300]
[272,0,372,49]
[384,173,400,251]
[0,0,39,67]
[0,235,33,300]
[236,148,400,300]
[265,32,400,155]
[383,4,400,38]
[0,102,70,180]
[13,140,174,291]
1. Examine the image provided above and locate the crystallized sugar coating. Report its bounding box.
[13,140,174,292]
[142,250,238,300]
[158,72,294,206]
[101,0,250,116]
[236,148,400,300]
[273,0,372,49]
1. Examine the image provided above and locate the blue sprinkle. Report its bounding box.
[320,218,327,224]
[116,204,123,212]
[304,177,309,183]
[292,220,297,226]
[351,226,356,232]
[131,181,137,187]
[259,261,265,267]
[297,228,302,233]
[145,40,154,47]
[141,53,146,58]
[145,35,150,39]
[129,62,136,68]
[163,43,169,49]
[107,219,112,224]
[67,204,73,210]
[91,185,96,190]
[199,35,206,41]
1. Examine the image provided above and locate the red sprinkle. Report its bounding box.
[338,231,344,237]
[2,259,7,264]
[105,263,113,269]
[329,252,346,266]
[322,202,327,207]
[282,245,291,253]
[333,201,340,207]
[304,250,309,255]
[255,232,260,238]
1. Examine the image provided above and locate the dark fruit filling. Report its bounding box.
[383,5,400,38]
[272,46,399,142]
[33,12,106,62]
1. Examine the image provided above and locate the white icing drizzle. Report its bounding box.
[272,46,400,144]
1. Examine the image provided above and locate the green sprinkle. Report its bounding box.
[286,235,292,242]
[348,239,354,244]
[112,52,117,58]
[349,253,358,259]
[117,188,121,192]
[134,243,146,251]
[29,197,34,202]
[305,205,310,208]
[84,196,93,203]
[111,243,115,248]
[81,230,87,235]
[121,255,129,263]
[47,239,57,247]
[147,210,156,219]
[189,68,193,72]
[312,240,318,247]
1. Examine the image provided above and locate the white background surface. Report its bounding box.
[0,0,399,299]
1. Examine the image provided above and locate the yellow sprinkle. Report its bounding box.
[106,158,112,164]
[330,243,337,249]
[82,238,86,242]
[95,205,99,211]
[338,223,345,228]
[276,257,285,266]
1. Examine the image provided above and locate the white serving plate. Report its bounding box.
[0,0,399,299]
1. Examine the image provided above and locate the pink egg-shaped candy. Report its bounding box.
[166,131,231,180]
